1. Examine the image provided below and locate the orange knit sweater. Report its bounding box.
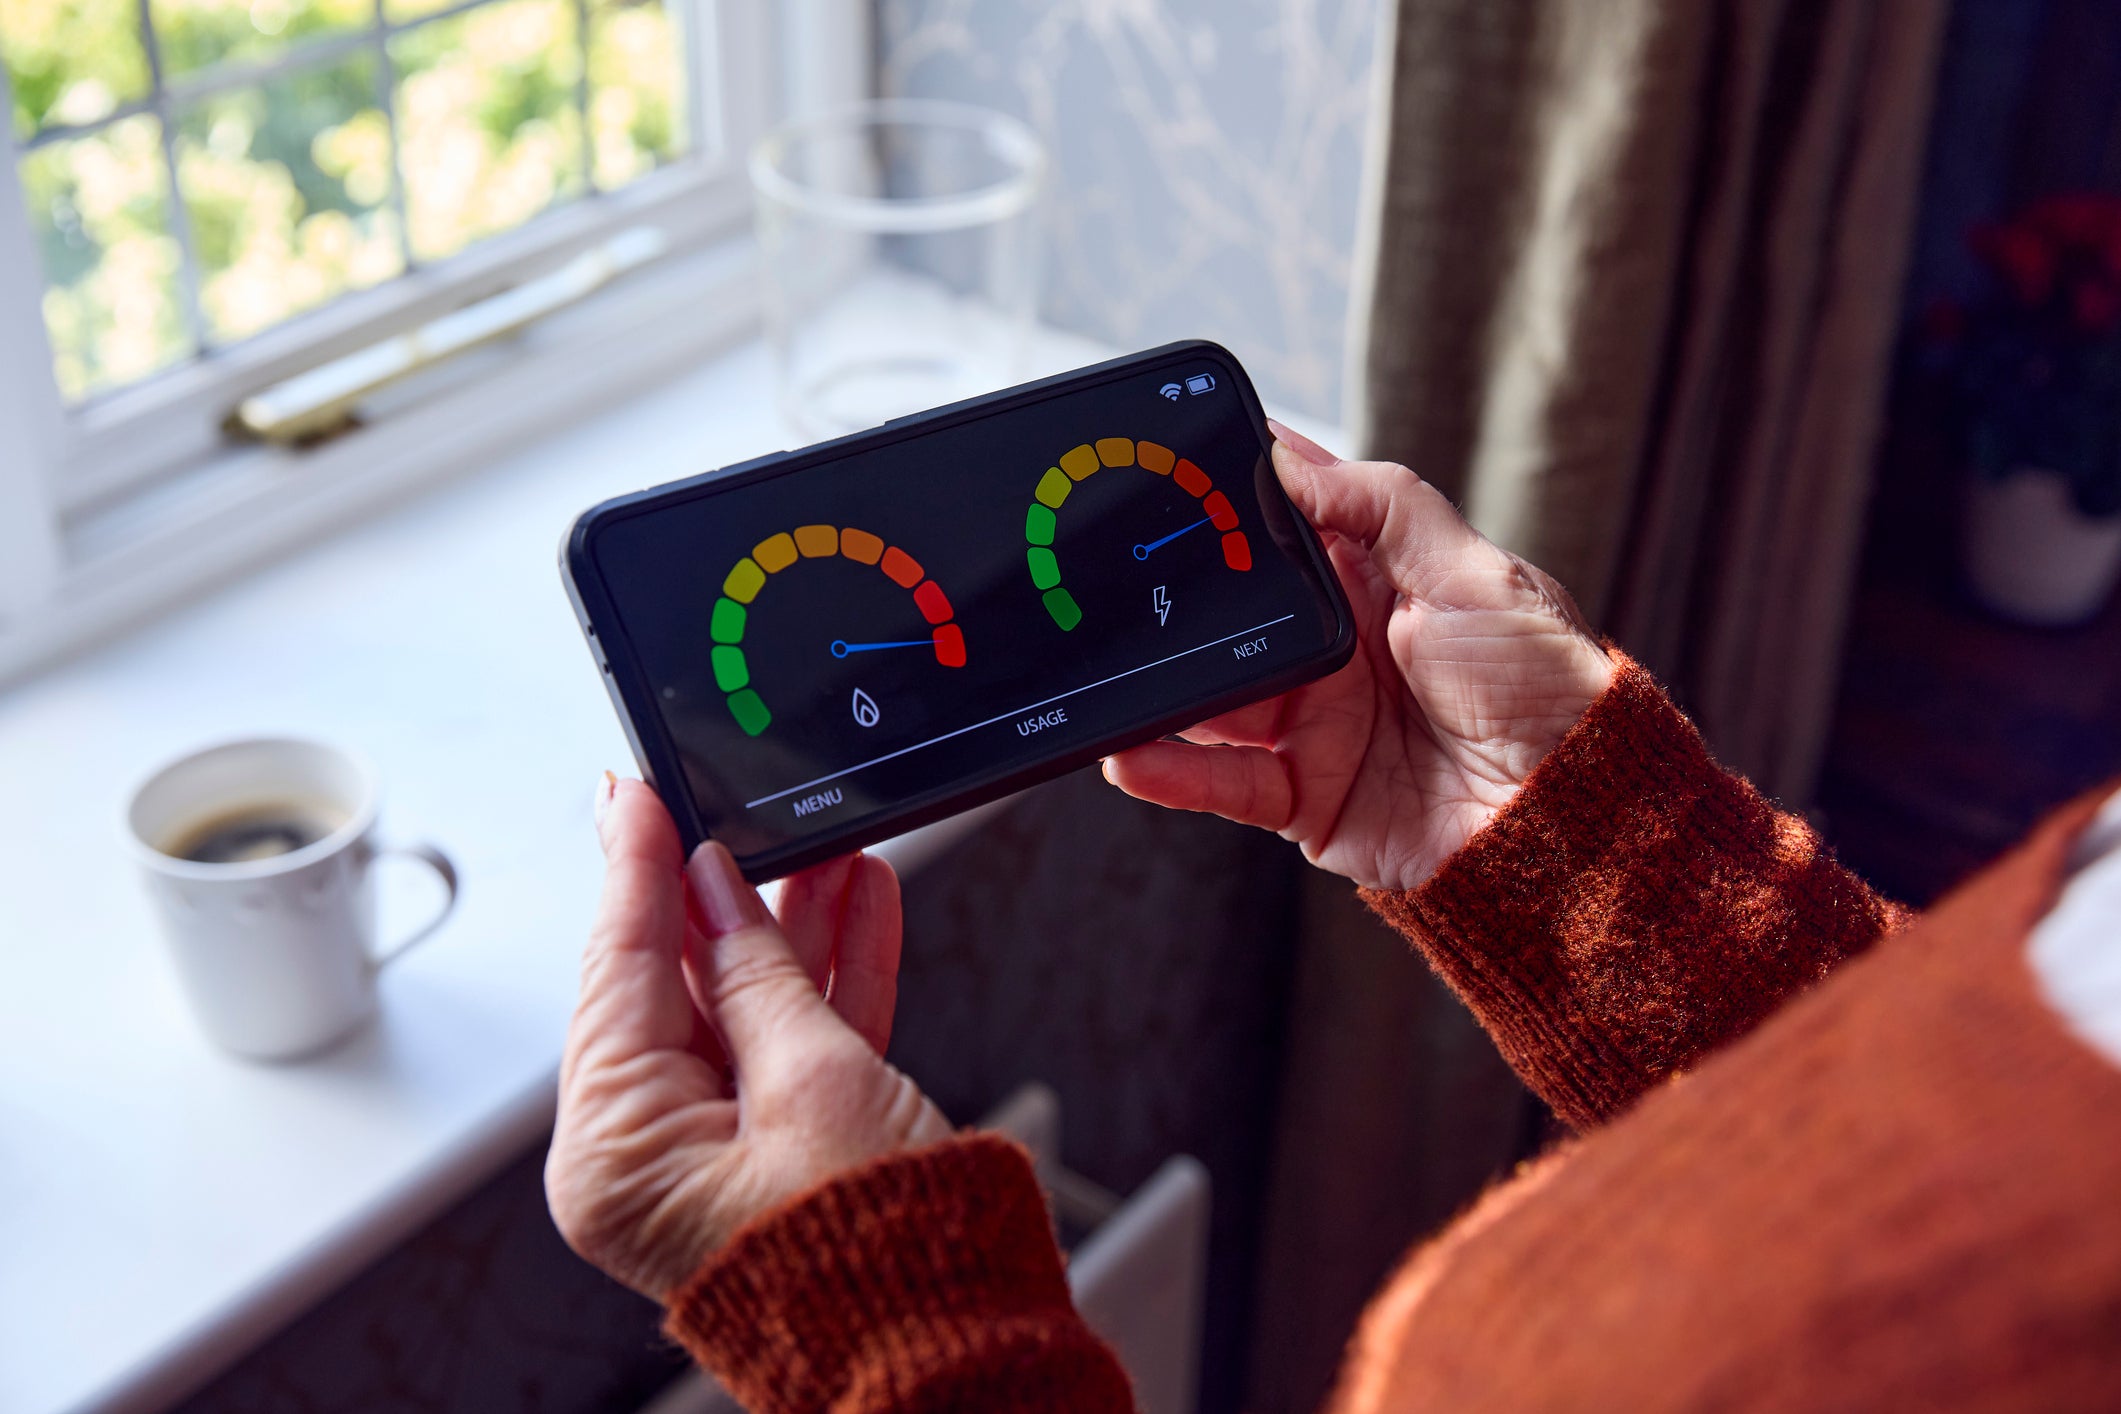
[664,661,2121,1412]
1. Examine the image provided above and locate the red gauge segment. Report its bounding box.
[932,624,967,667]
[913,580,953,624]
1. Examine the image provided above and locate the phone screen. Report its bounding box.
[581,348,1347,864]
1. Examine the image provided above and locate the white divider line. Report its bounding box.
[744,612,1298,810]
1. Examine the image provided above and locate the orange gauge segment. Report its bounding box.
[840,528,884,564]
[880,546,923,588]
[753,532,798,573]
[1061,444,1101,480]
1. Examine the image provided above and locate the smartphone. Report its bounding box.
[561,340,1355,880]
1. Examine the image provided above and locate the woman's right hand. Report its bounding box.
[1103,423,1616,893]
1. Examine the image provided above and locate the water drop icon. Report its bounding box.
[851,688,881,728]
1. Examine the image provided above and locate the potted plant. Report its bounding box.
[1928,192,2121,624]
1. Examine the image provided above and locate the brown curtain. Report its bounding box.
[1346,0,1948,805]
[1246,7,1947,1409]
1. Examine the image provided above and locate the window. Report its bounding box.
[8,0,695,403]
[0,0,811,680]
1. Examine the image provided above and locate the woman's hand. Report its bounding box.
[1104,423,1615,893]
[545,777,951,1301]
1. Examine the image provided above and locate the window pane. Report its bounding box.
[176,51,403,340]
[587,0,683,190]
[391,0,581,263]
[2,0,152,138]
[149,0,370,79]
[19,113,191,399]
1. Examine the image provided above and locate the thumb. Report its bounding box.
[685,842,836,1071]
[1264,425,1395,548]
[1267,430,1484,591]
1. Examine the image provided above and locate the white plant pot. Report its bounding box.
[1963,466,2121,625]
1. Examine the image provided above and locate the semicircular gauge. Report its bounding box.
[1023,438,1251,631]
[709,525,966,736]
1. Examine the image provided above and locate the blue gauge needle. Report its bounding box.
[1133,515,1214,561]
[830,638,932,658]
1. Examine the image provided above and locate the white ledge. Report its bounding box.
[0,311,1094,1414]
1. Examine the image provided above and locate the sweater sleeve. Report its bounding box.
[1360,654,1912,1129]
[662,1133,1134,1414]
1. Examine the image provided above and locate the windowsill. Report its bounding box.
[0,302,1342,1414]
[1,234,765,689]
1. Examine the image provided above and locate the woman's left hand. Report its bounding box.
[545,777,951,1301]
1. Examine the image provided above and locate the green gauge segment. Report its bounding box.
[710,525,967,737]
[1023,437,1252,630]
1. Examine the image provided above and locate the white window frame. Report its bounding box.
[0,0,867,685]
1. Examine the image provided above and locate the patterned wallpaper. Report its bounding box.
[875,0,1380,422]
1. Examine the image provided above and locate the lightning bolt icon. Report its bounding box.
[1153,585,1171,626]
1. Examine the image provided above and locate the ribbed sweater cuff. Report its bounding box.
[1362,655,1908,1129]
[664,1133,1122,1414]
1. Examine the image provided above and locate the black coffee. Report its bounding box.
[163,802,346,864]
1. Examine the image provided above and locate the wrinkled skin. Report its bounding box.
[546,780,949,1300]
[1105,427,1614,892]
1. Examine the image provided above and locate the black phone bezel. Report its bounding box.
[560,338,1356,881]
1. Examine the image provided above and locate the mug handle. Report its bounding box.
[368,842,460,971]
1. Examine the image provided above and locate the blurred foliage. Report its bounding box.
[3,0,688,400]
[2,0,148,137]
[590,0,678,190]
[21,116,189,393]
[153,0,369,77]
[392,0,583,262]
[178,52,402,339]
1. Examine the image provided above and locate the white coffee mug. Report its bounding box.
[126,738,458,1060]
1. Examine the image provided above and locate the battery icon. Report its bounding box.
[1185,373,1217,395]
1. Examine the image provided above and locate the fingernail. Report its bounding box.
[687,842,759,935]
[1266,418,1339,467]
[1100,757,1115,783]
[594,771,618,836]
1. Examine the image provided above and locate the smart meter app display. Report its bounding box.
[586,351,1344,859]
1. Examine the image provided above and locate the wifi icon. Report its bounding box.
[1159,383,1183,401]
